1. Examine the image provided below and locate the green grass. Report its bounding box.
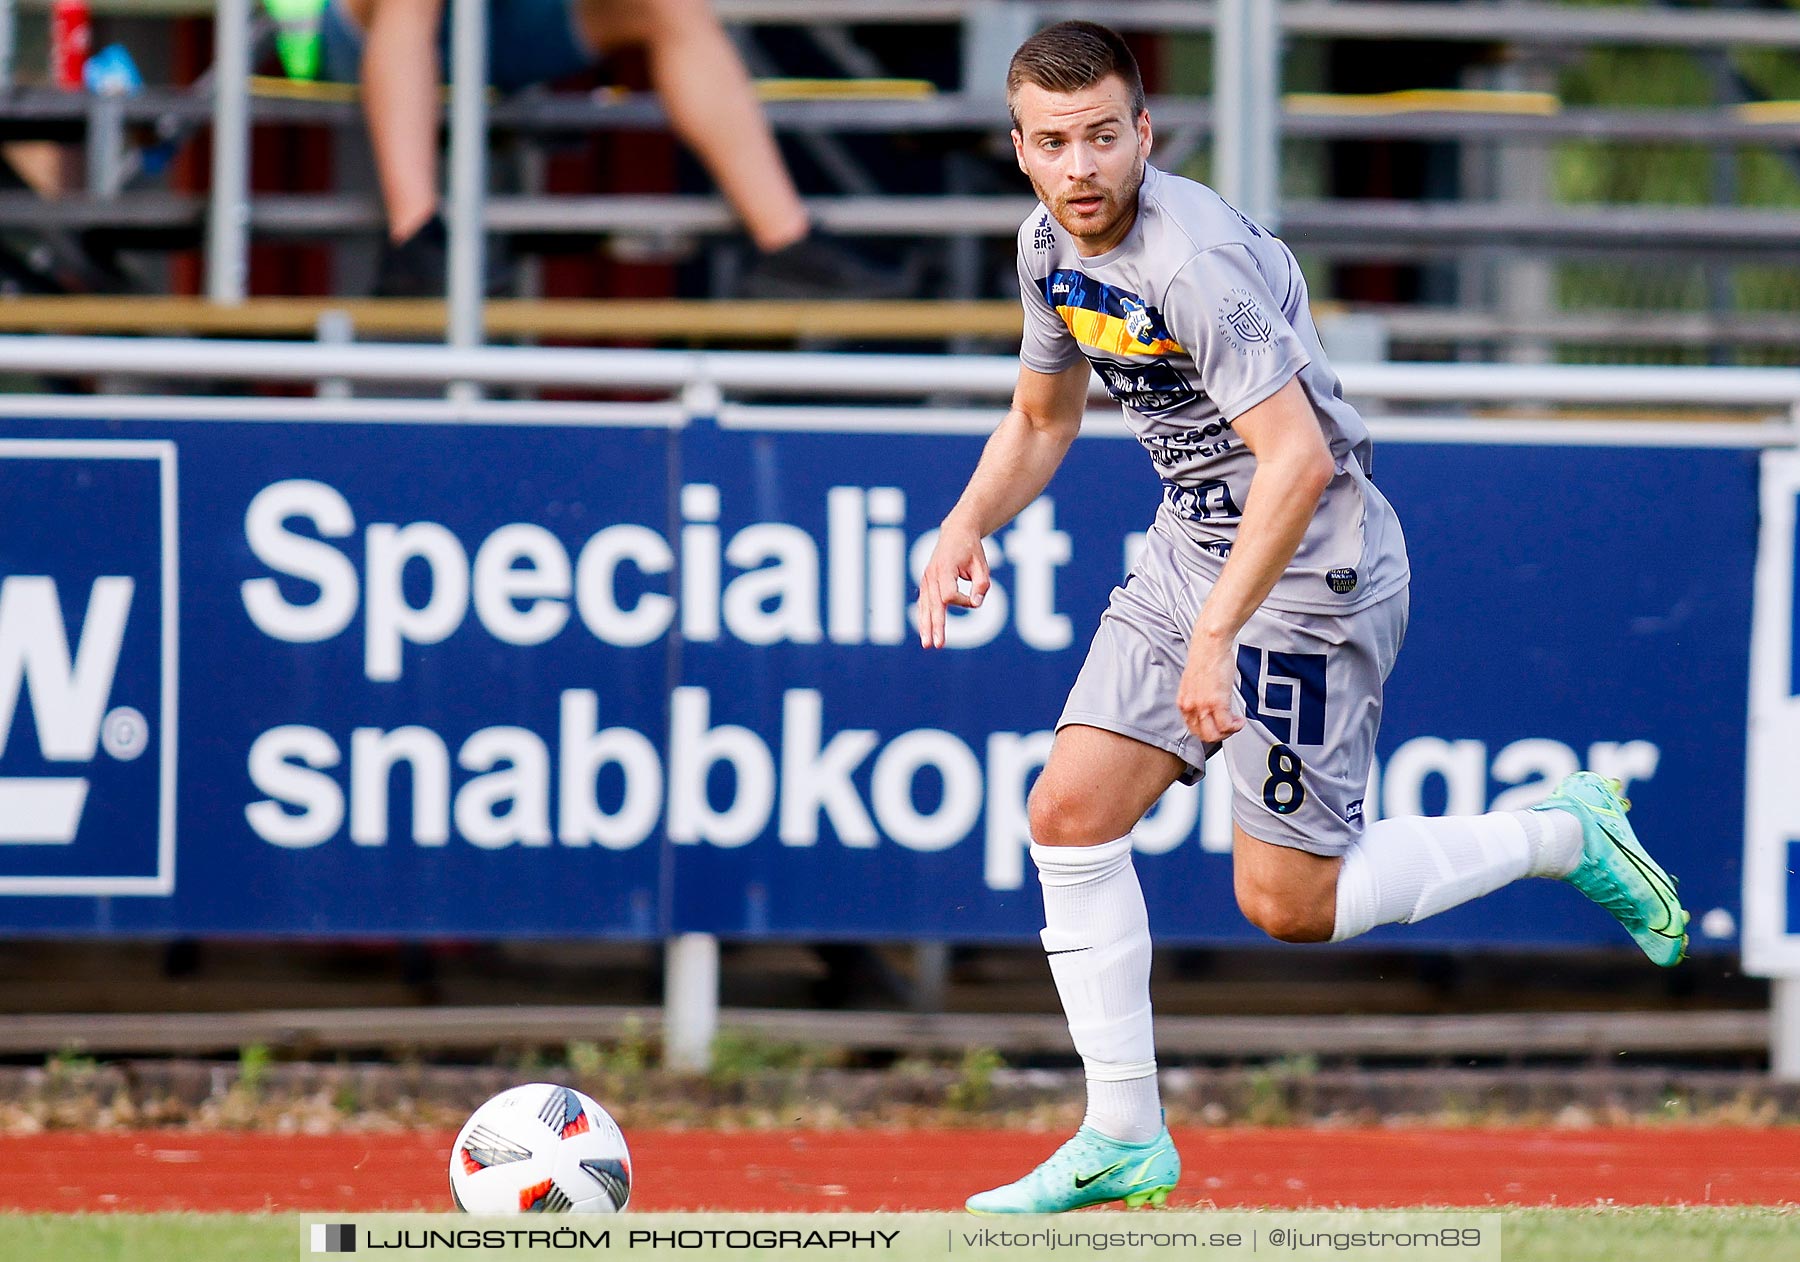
[0,1213,290,1261]
[1506,1208,1800,1261]
[1,1208,1797,1262]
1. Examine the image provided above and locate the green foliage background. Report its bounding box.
[1555,3,1800,362]
[1166,1,1800,364]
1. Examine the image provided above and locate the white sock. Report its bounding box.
[1331,808,1584,942]
[1032,835,1162,1143]
[1522,806,1584,878]
[1085,1077,1163,1145]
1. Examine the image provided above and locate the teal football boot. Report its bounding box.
[965,1124,1179,1214]
[1534,771,1688,967]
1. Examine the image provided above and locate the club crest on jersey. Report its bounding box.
[1218,287,1275,353]
[1033,213,1056,252]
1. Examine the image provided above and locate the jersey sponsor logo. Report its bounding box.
[1161,477,1241,523]
[1092,357,1198,416]
[1327,567,1359,594]
[1032,213,1056,252]
[1140,418,1235,468]
[1036,269,1186,357]
[1218,286,1276,353]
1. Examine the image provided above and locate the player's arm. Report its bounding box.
[1176,375,1334,742]
[918,359,1090,649]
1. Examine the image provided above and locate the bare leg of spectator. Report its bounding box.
[343,0,910,296]
[350,0,445,243]
[579,0,809,252]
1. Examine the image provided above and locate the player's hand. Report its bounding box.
[916,523,990,649]
[1178,631,1244,743]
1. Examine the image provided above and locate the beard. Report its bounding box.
[1031,153,1146,246]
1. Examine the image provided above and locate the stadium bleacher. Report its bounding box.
[0,1,1794,364]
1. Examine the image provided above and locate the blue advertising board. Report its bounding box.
[0,411,1757,950]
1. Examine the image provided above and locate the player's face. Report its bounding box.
[1011,74,1152,256]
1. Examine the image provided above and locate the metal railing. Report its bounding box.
[3,343,1794,515]
[1,334,1797,407]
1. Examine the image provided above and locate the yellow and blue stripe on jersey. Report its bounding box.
[1037,269,1187,358]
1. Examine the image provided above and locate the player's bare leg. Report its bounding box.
[966,725,1183,1214]
[1028,723,1185,846]
[1236,779,1687,965]
[1230,827,1339,942]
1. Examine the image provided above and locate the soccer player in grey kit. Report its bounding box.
[916,21,1689,1215]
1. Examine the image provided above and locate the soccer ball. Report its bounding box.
[449,1083,632,1213]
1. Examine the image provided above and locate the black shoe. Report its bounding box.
[373,215,448,298]
[741,228,915,300]
[372,215,513,298]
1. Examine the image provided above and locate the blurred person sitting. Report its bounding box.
[320,0,903,298]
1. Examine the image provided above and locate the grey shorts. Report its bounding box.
[1058,523,1408,856]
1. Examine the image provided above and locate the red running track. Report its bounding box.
[5,1128,1797,1213]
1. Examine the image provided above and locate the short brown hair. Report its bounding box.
[1006,20,1145,131]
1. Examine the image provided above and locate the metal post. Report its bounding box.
[911,941,950,1014]
[663,933,719,1073]
[206,0,252,304]
[1494,61,1552,366]
[1774,978,1800,1080]
[86,94,127,200]
[0,0,15,91]
[946,154,982,357]
[1707,54,1739,369]
[963,0,1034,103]
[446,0,487,395]
[315,309,355,400]
[1455,62,1493,364]
[1212,0,1281,230]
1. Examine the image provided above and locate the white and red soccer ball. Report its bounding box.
[449,1083,632,1213]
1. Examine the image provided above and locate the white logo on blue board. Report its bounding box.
[0,439,175,896]
[0,576,139,844]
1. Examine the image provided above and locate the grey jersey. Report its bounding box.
[1018,164,1409,614]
